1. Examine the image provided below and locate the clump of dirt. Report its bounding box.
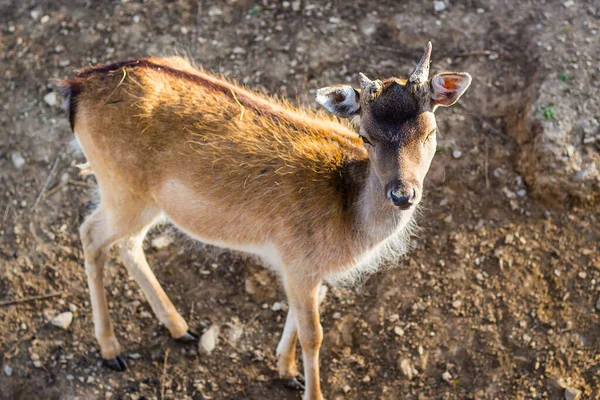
[1,1,599,400]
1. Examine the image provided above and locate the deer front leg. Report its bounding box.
[277,284,328,391]
[284,277,325,400]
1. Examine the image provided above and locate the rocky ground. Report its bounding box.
[1,1,599,399]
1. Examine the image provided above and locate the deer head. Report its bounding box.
[316,42,471,209]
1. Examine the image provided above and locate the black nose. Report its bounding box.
[387,186,417,209]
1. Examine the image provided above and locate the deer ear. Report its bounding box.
[316,85,360,118]
[430,72,472,108]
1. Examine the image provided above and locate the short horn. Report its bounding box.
[409,41,432,85]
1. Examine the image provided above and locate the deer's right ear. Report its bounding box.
[316,85,360,118]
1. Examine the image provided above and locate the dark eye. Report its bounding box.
[360,135,373,146]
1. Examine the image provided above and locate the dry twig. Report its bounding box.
[160,349,170,400]
[31,157,60,212]
[0,292,63,307]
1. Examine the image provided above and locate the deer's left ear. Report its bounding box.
[316,85,360,118]
[430,72,472,108]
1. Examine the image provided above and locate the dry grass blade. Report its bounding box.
[160,348,170,400]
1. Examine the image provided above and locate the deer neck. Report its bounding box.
[347,160,415,247]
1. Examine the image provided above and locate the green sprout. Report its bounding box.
[542,105,556,120]
[248,6,260,15]
[559,73,569,82]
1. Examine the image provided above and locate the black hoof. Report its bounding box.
[174,330,199,344]
[103,355,128,372]
[281,375,305,391]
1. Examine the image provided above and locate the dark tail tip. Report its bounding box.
[58,79,81,131]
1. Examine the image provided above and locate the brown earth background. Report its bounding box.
[1,1,599,399]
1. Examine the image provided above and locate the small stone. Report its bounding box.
[399,358,413,380]
[208,6,223,16]
[40,15,50,24]
[434,1,448,12]
[232,46,246,54]
[30,9,41,20]
[452,300,462,309]
[595,296,600,311]
[199,325,219,354]
[342,385,351,394]
[51,311,73,330]
[66,374,74,380]
[151,234,172,249]
[578,271,587,279]
[394,326,405,336]
[33,360,43,368]
[4,365,13,376]
[442,371,453,383]
[563,0,575,7]
[44,92,58,107]
[523,333,532,343]
[11,152,25,168]
[452,149,462,159]
[272,302,282,311]
[68,303,77,313]
[30,353,40,361]
[565,387,582,400]
[129,353,141,359]
[517,189,527,197]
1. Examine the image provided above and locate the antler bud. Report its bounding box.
[409,41,432,85]
[358,72,382,102]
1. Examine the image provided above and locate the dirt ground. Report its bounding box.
[1,1,599,399]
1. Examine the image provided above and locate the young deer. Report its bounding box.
[62,42,470,400]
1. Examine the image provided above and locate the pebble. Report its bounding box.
[452,149,462,159]
[452,300,462,309]
[272,302,282,311]
[208,6,223,16]
[596,296,600,311]
[43,92,58,107]
[51,312,74,330]
[565,387,581,400]
[4,365,13,376]
[40,15,50,24]
[199,325,219,354]
[394,326,405,336]
[442,371,453,383]
[11,152,25,168]
[563,0,575,7]
[578,271,587,279]
[151,234,172,249]
[129,353,141,359]
[342,385,351,394]
[30,9,41,20]
[434,1,448,12]
[398,358,413,380]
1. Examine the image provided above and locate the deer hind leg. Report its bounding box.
[283,276,325,400]
[118,229,195,342]
[80,206,133,371]
[277,284,327,392]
